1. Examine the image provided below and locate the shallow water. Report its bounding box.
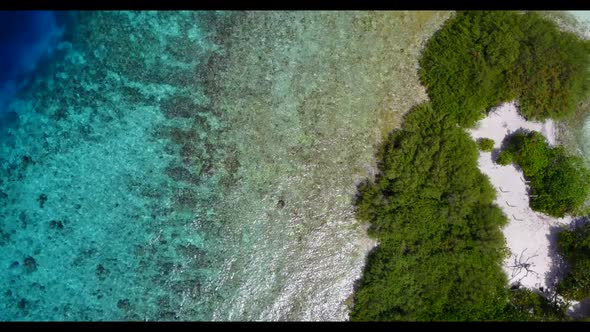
[0,11,450,320]
[567,11,590,24]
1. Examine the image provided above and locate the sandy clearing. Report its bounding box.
[468,102,572,293]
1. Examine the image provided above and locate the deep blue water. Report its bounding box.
[0,11,65,128]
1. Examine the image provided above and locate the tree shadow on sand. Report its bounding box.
[546,217,590,319]
[545,225,568,295]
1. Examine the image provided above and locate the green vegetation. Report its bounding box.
[351,104,570,321]
[504,288,569,321]
[500,131,590,217]
[496,150,514,165]
[351,104,509,320]
[420,11,590,127]
[478,138,495,152]
[557,222,590,301]
[351,10,590,321]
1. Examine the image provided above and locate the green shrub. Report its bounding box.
[502,131,590,217]
[503,288,569,321]
[504,132,551,178]
[478,138,495,152]
[496,150,513,165]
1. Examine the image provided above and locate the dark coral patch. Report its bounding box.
[117,299,130,310]
[0,228,10,245]
[172,188,199,208]
[23,256,37,273]
[165,165,200,185]
[21,155,34,169]
[49,220,64,230]
[37,194,48,208]
[96,264,110,281]
[17,298,27,310]
[160,95,199,119]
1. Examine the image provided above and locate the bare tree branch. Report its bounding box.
[507,248,540,284]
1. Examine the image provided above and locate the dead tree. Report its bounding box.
[508,248,539,283]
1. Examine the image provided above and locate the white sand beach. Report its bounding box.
[468,102,572,293]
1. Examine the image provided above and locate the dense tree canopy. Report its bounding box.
[420,11,590,127]
[478,138,495,152]
[351,104,571,321]
[351,104,509,321]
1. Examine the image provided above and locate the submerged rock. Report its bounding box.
[37,194,48,208]
[21,155,34,169]
[95,264,110,280]
[165,165,199,185]
[23,256,37,273]
[158,311,177,320]
[117,299,130,310]
[18,211,27,229]
[0,228,10,245]
[160,95,198,119]
[49,220,64,230]
[17,298,27,310]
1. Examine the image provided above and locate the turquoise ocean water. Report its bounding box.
[0,11,449,320]
[1,11,229,320]
[568,11,590,25]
